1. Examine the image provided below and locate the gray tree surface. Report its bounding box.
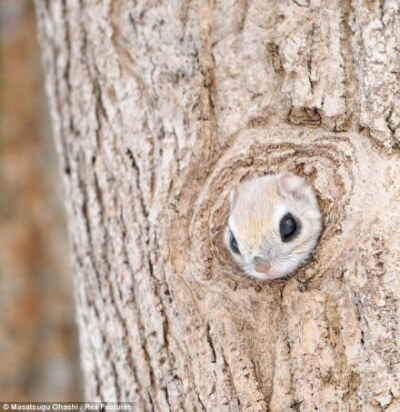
[35,0,400,410]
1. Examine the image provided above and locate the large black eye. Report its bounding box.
[280,213,297,242]
[229,231,240,254]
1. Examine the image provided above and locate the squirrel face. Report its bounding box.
[224,173,321,280]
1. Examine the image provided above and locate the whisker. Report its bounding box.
[287,237,313,253]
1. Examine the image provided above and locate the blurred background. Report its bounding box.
[0,0,82,401]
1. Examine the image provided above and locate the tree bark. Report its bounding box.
[35,0,400,410]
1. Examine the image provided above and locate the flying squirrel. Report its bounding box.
[225,173,321,280]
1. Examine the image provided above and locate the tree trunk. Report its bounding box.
[35,0,400,410]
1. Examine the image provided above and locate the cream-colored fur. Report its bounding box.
[225,173,321,280]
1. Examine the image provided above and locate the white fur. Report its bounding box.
[225,173,321,280]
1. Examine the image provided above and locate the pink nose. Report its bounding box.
[254,259,271,275]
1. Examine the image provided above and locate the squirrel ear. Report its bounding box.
[278,174,308,199]
[229,186,239,208]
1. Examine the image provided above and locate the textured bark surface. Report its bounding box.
[35,0,400,410]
